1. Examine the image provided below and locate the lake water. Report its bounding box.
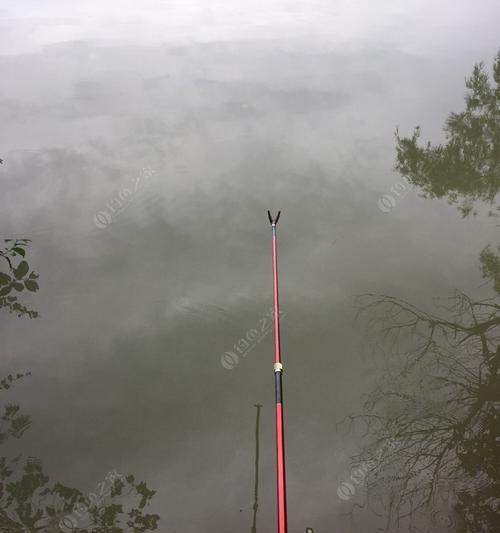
[0,2,499,532]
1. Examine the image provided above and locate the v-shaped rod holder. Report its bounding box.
[267,210,281,226]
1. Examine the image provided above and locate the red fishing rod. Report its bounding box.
[267,210,288,533]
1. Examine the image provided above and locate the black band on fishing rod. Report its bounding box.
[274,371,283,404]
[267,210,281,225]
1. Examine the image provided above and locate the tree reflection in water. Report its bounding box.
[343,52,500,532]
[0,239,160,532]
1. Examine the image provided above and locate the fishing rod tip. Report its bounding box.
[267,210,281,225]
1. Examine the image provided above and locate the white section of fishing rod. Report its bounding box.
[274,362,283,373]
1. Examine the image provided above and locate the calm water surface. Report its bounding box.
[0,2,499,532]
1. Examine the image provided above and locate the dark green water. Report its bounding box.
[0,3,499,532]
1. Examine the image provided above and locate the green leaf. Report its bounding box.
[0,272,10,285]
[13,260,29,279]
[0,286,11,297]
[12,247,25,257]
[12,282,24,292]
[24,280,39,292]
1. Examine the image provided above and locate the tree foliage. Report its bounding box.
[0,239,160,532]
[395,52,500,217]
[0,239,39,318]
[0,371,160,533]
